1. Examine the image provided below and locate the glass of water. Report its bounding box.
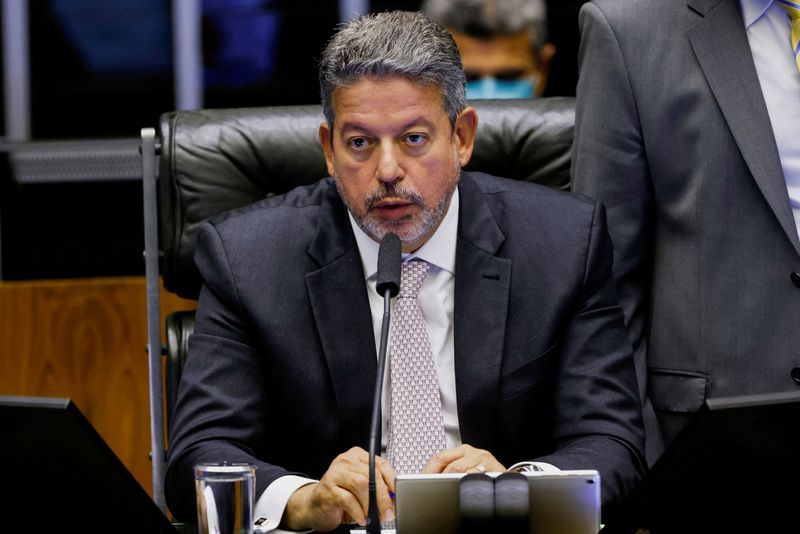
[194,463,256,534]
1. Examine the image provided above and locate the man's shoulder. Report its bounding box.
[209,177,336,231]
[585,0,679,27]
[194,177,345,274]
[462,171,597,212]
[459,173,606,266]
[589,0,675,14]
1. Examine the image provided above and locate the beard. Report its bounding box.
[334,154,461,247]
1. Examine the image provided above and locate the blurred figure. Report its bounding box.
[423,0,556,99]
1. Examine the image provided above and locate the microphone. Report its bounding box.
[367,232,401,534]
[376,232,402,297]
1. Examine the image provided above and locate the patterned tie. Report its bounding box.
[386,260,447,475]
[777,0,800,72]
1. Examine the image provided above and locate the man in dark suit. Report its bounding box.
[572,0,800,465]
[166,10,645,532]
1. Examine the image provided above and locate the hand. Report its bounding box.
[281,446,396,532]
[422,444,506,474]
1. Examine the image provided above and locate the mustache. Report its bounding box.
[364,184,424,210]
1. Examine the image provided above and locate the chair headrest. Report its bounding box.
[158,97,575,299]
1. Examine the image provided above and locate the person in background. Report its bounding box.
[572,0,800,465]
[165,10,645,533]
[423,0,556,99]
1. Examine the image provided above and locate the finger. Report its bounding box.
[375,455,397,495]
[442,451,505,474]
[339,446,370,469]
[346,445,370,460]
[342,470,372,519]
[336,449,398,521]
[329,485,368,527]
[471,450,506,473]
[423,446,467,474]
[442,457,477,474]
[321,451,373,526]
[343,465,393,524]
[374,467,396,523]
[362,455,396,523]
[332,448,375,484]
[439,445,484,474]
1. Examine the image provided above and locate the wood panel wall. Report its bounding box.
[0,276,195,497]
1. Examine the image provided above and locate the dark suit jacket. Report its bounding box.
[165,172,646,523]
[572,0,800,463]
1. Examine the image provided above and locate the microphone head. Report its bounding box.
[376,232,402,298]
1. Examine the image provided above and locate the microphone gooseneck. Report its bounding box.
[367,232,401,534]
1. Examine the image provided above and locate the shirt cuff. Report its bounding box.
[253,475,317,533]
[507,461,560,473]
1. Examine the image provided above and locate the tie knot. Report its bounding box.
[777,0,800,73]
[399,260,429,298]
[778,0,800,18]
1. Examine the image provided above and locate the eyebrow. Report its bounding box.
[338,116,438,135]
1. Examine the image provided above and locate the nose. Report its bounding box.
[375,142,403,184]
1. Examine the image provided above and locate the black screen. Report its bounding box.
[602,392,800,533]
[0,396,177,534]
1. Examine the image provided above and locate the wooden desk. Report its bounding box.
[0,276,194,496]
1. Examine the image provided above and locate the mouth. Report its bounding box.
[370,198,417,220]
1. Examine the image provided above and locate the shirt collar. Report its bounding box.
[740,0,773,29]
[349,187,460,280]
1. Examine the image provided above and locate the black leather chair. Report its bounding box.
[140,97,575,511]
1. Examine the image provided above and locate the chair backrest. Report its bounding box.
[157,97,575,300]
[142,96,574,512]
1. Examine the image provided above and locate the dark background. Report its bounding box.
[0,0,587,280]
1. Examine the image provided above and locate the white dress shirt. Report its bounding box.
[741,0,800,239]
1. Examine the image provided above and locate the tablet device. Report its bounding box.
[0,395,178,534]
[601,390,800,533]
[394,470,600,534]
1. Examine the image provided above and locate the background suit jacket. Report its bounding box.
[164,172,646,523]
[572,0,800,463]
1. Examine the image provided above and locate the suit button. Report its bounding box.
[792,272,800,288]
[793,368,800,384]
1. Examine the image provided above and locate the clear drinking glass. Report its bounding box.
[194,463,256,534]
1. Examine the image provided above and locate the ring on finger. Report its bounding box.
[469,464,486,474]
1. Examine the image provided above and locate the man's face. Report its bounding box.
[319,76,477,252]
[450,29,552,98]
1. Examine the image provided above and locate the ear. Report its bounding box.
[318,122,336,177]
[535,42,557,96]
[454,107,479,167]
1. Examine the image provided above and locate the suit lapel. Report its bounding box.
[687,0,800,255]
[453,174,511,449]
[305,181,376,450]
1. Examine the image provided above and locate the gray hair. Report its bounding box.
[319,11,467,128]
[422,0,548,52]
